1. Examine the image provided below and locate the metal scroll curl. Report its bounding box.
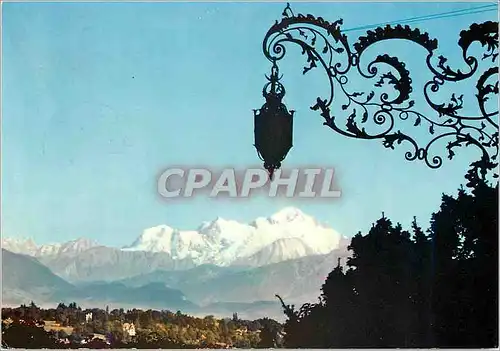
[262,3,499,186]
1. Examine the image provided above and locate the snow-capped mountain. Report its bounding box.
[122,207,343,267]
[2,207,344,269]
[1,237,39,256]
[1,237,98,258]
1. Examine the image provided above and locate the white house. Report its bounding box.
[122,323,136,337]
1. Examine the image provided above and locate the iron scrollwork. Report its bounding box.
[261,3,499,186]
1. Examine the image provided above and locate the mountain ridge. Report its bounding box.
[2,207,346,271]
[1,246,349,321]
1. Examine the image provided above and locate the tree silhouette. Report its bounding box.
[257,323,275,348]
[256,317,281,348]
[278,174,498,348]
[2,319,60,348]
[430,180,498,347]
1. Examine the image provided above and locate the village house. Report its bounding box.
[235,326,248,336]
[122,322,136,337]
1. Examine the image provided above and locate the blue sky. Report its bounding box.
[2,2,497,247]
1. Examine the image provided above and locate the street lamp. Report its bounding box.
[253,3,498,186]
[254,61,294,180]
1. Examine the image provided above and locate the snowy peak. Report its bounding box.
[50,237,98,256]
[269,207,309,223]
[123,225,176,252]
[251,207,317,228]
[123,207,343,267]
[198,217,231,234]
[1,237,98,257]
[37,237,99,258]
[136,225,175,244]
[122,225,210,261]
[198,217,251,244]
[1,237,39,256]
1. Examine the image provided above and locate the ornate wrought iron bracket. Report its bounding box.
[255,3,499,186]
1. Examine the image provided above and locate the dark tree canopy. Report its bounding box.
[278,176,498,348]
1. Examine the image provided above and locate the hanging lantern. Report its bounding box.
[253,62,294,180]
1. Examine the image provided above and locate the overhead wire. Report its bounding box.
[398,8,497,26]
[342,4,498,32]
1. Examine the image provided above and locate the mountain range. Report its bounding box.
[2,207,350,320]
[122,206,343,266]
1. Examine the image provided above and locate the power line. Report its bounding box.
[393,8,496,26]
[343,4,498,32]
[343,4,497,32]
